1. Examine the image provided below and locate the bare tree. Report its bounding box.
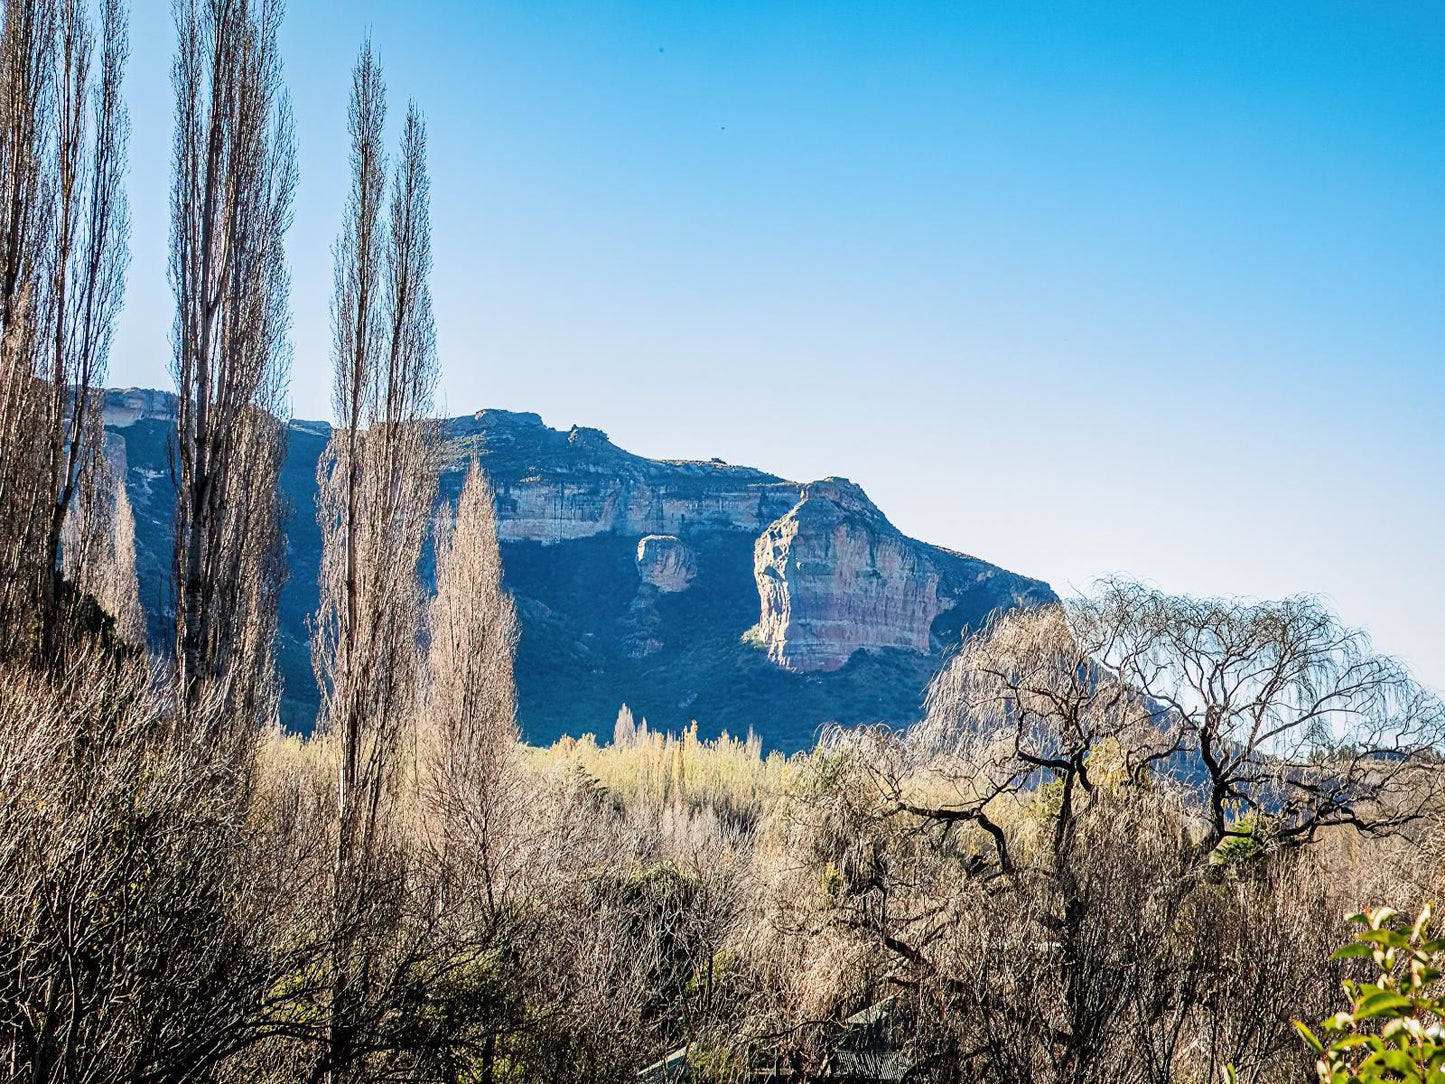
[1078,579,1445,853]
[0,0,128,659]
[311,42,439,1083]
[0,645,299,1083]
[0,0,53,644]
[0,0,48,337]
[904,585,1445,872]
[170,0,294,725]
[750,584,1443,1083]
[37,0,128,631]
[102,475,144,645]
[791,607,1171,1081]
[421,460,519,893]
[61,438,144,646]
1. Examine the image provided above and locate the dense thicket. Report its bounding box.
[0,2,1443,1082]
[4,583,1443,1082]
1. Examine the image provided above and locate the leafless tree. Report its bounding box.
[900,584,1444,881]
[311,41,439,1083]
[746,585,1444,1083]
[0,0,54,646]
[0,0,48,336]
[0,0,128,659]
[60,437,144,647]
[1077,579,1445,854]
[0,646,308,1083]
[170,0,294,726]
[420,460,519,904]
[36,0,128,630]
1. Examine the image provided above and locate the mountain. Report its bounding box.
[103,388,1056,752]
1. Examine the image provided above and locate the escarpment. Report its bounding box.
[752,478,1055,673]
[447,409,803,543]
[105,391,1056,750]
[753,479,948,672]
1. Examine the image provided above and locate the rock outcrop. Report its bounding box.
[492,476,801,544]
[105,391,1056,750]
[102,388,179,428]
[623,536,700,658]
[636,535,697,592]
[754,478,1057,673]
[754,479,946,671]
[444,410,803,545]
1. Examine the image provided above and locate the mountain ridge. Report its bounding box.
[103,387,1056,751]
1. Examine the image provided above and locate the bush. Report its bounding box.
[1296,905,1445,1083]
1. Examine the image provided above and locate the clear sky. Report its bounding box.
[111,1,1444,689]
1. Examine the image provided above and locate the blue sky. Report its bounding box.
[112,1,1444,688]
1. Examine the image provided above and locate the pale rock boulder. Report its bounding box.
[622,537,697,658]
[636,535,697,592]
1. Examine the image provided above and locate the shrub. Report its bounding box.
[1296,905,1445,1083]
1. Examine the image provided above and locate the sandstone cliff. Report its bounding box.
[102,387,180,427]
[444,409,802,543]
[754,478,1053,672]
[105,391,1055,750]
[754,478,947,671]
[636,535,697,593]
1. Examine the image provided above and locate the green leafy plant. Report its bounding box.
[1211,809,1275,868]
[1294,904,1445,1083]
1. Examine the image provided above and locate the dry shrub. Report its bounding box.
[0,648,281,1081]
[714,594,1445,1084]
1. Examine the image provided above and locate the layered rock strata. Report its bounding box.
[753,478,1055,672]
[754,479,946,671]
[636,535,697,592]
[443,409,803,544]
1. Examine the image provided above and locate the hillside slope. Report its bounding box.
[104,388,1055,751]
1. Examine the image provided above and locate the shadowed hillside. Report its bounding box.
[103,388,1055,750]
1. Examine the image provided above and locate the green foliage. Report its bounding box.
[1295,905,1445,1083]
[1211,810,1275,869]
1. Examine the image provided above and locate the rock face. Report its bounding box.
[102,388,179,428]
[636,535,697,592]
[755,479,945,671]
[106,390,1056,751]
[624,536,699,658]
[494,476,800,543]
[750,478,1053,676]
[451,409,803,545]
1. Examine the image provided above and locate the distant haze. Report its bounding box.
[109,1,1444,689]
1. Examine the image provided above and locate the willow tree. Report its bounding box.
[312,41,440,1083]
[782,584,1445,1083]
[170,0,294,725]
